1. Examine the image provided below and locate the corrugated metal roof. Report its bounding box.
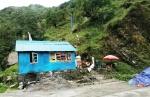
[15,40,76,52]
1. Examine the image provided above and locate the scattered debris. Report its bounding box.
[19,69,105,92]
[10,84,17,88]
[7,76,12,81]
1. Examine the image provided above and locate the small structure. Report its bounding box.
[15,40,77,74]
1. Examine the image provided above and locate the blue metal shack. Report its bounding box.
[15,40,77,74]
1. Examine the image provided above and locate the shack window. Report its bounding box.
[50,53,56,62]
[30,52,38,63]
[50,52,71,62]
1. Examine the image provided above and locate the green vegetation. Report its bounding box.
[0,64,18,93]
[0,84,7,93]
[99,62,139,81]
[113,62,138,81]
[0,0,150,93]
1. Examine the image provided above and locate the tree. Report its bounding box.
[0,22,17,69]
[46,9,58,28]
[77,0,111,20]
[46,8,69,28]
[0,5,47,69]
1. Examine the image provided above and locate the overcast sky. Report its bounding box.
[0,0,70,10]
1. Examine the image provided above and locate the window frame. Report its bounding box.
[50,52,72,62]
[30,52,38,64]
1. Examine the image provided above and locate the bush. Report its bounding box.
[99,62,138,81]
[0,64,18,93]
[115,62,137,74]
[113,73,133,81]
[110,62,138,81]
[0,84,7,93]
[4,64,18,75]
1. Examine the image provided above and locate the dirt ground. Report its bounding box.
[0,70,141,97]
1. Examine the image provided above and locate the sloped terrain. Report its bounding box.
[101,1,150,70]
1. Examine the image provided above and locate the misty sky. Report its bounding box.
[0,0,69,10]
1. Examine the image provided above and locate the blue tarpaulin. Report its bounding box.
[128,67,150,86]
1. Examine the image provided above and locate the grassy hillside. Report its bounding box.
[101,0,150,70]
[0,0,150,93]
[44,0,150,70]
[0,0,148,72]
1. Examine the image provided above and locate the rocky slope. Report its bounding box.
[101,1,150,70]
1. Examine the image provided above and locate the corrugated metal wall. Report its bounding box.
[18,52,76,74]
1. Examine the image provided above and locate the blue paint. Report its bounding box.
[16,40,77,74]
[18,52,76,74]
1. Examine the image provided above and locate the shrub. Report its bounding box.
[0,64,18,93]
[0,84,7,93]
[115,62,136,74]
[114,73,133,81]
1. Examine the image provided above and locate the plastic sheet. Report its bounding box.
[128,67,150,86]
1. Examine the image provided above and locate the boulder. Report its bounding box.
[7,52,18,66]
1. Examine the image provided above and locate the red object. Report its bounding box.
[102,55,119,60]
[138,83,144,87]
